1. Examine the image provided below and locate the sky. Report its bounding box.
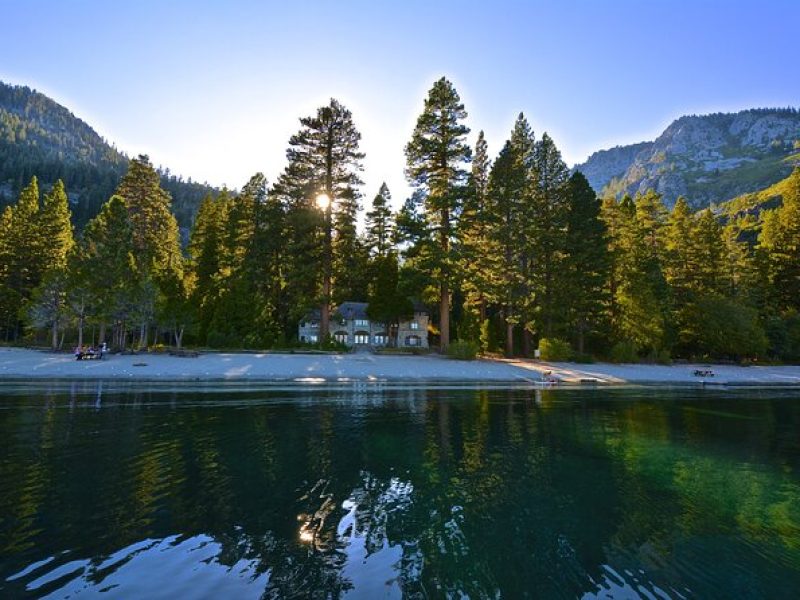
[1,0,798,208]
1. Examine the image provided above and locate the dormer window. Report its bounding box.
[410,321,419,330]
[354,319,369,327]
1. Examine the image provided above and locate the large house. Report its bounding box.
[298,301,429,348]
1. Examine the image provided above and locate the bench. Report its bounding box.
[693,369,715,377]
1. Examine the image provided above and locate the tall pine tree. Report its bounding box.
[365,183,394,257]
[405,77,471,350]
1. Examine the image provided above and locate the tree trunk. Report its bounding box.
[175,326,184,349]
[523,329,532,357]
[577,322,585,355]
[439,281,450,351]
[77,314,84,349]
[139,322,147,350]
[505,316,514,358]
[99,322,106,344]
[51,320,59,351]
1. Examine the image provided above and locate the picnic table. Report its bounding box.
[75,348,105,361]
[693,369,715,377]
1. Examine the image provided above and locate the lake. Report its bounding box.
[1,382,798,598]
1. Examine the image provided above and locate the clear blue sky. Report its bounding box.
[1,0,798,206]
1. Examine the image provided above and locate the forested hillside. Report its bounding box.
[576,108,800,208]
[0,81,215,229]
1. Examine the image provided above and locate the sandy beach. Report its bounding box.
[1,347,800,386]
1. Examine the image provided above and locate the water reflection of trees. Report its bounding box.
[0,387,799,598]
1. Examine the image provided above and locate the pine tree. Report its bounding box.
[188,192,226,342]
[0,177,43,338]
[458,131,493,331]
[367,252,413,347]
[274,99,365,340]
[760,168,800,312]
[26,179,75,348]
[693,208,725,295]
[614,191,671,355]
[393,191,434,304]
[249,176,286,346]
[37,180,74,272]
[563,172,609,354]
[115,155,182,276]
[405,77,471,350]
[486,116,534,355]
[114,155,183,347]
[80,195,138,350]
[525,132,570,340]
[365,183,394,257]
[664,197,696,302]
[721,217,758,302]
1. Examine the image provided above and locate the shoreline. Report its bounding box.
[1,347,800,388]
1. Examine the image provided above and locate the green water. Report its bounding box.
[1,383,799,599]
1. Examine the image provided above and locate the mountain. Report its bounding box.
[576,108,800,208]
[0,81,216,229]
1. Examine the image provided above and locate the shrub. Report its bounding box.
[538,337,572,362]
[447,340,479,360]
[684,295,768,359]
[207,330,238,349]
[646,348,672,365]
[573,352,595,364]
[610,340,638,363]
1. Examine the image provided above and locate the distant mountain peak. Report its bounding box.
[575,107,800,208]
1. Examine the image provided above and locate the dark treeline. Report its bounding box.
[2,76,800,361]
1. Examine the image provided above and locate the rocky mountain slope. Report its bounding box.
[0,81,216,229]
[576,108,800,208]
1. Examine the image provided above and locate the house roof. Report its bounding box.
[336,301,369,320]
[301,300,427,322]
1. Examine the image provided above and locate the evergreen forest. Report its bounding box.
[3,77,800,363]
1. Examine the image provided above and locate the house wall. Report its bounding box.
[297,312,429,348]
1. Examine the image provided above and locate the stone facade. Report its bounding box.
[298,301,429,349]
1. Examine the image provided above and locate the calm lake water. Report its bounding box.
[1,383,799,599]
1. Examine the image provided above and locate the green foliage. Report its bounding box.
[367,253,413,346]
[479,319,494,353]
[765,312,800,362]
[538,337,573,362]
[0,82,215,229]
[405,77,471,349]
[563,171,610,353]
[6,90,800,366]
[610,340,639,363]
[446,340,479,360]
[759,168,800,313]
[365,183,394,257]
[681,295,767,359]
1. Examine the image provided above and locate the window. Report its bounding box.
[354,333,370,345]
[406,335,421,346]
[334,332,349,344]
[409,321,419,330]
[309,334,318,343]
[354,319,369,327]
[310,320,319,329]
[373,334,388,345]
